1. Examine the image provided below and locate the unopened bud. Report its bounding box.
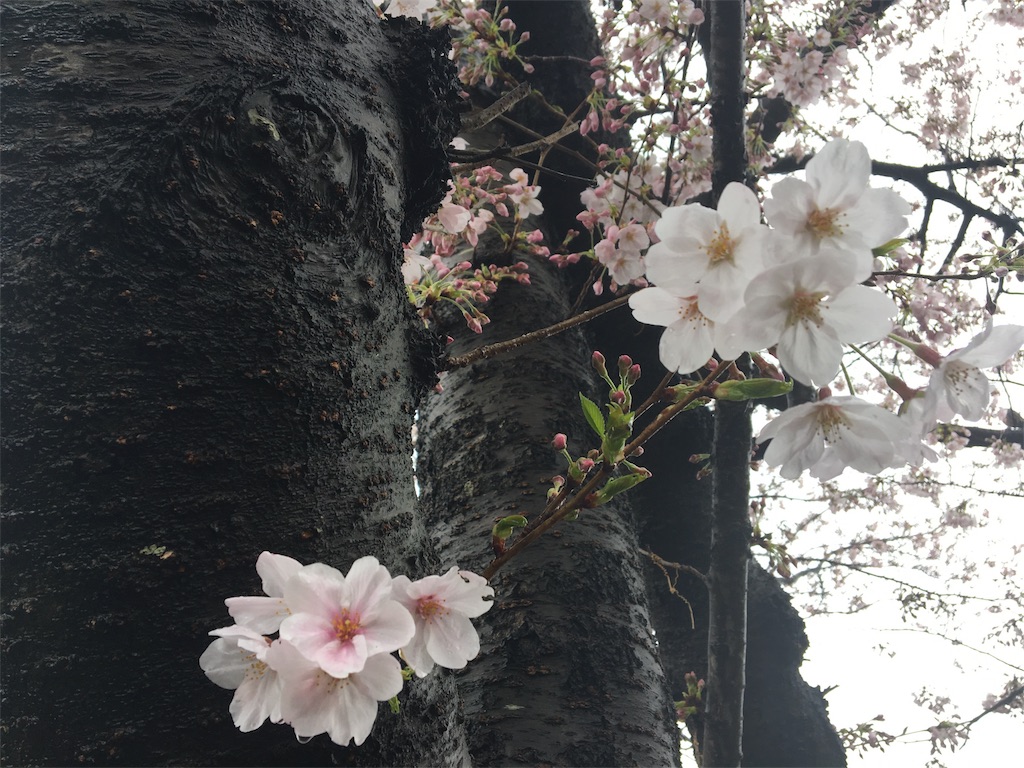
[617,355,633,378]
[552,433,568,451]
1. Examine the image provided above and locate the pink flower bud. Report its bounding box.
[617,355,632,378]
[552,433,568,451]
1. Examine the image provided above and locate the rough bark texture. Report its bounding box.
[418,255,681,767]
[0,1,461,764]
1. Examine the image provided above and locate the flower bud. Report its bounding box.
[617,355,632,379]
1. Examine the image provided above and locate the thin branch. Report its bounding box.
[445,293,632,369]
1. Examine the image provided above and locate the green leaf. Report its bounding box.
[579,393,605,437]
[492,514,528,541]
[713,378,793,402]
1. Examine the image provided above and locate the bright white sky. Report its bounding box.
[772,4,1024,766]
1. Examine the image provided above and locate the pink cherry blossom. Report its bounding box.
[265,640,403,747]
[225,552,304,635]
[392,567,494,677]
[757,396,907,480]
[716,254,897,386]
[764,140,910,281]
[200,625,282,732]
[279,557,415,678]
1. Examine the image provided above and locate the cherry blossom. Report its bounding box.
[378,0,434,20]
[763,140,910,281]
[200,625,281,732]
[265,640,403,747]
[279,557,415,679]
[645,182,768,321]
[225,552,304,635]
[392,567,494,677]
[715,254,897,386]
[757,395,907,480]
[921,322,1024,422]
[629,284,717,375]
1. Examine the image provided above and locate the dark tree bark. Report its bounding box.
[0,1,462,764]
[418,253,681,767]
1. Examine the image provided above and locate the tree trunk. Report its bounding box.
[417,255,682,766]
[0,1,462,764]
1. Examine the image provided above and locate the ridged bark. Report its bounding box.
[0,1,462,764]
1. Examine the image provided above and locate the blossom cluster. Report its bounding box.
[626,139,1024,480]
[402,166,543,331]
[200,553,492,746]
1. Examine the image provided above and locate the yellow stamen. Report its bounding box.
[807,207,841,239]
[705,224,736,265]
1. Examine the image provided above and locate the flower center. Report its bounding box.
[807,206,841,239]
[815,404,851,441]
[332,611,363,643]
[786,290,826,327]
[705,224,735,265]
[416,596,448,621]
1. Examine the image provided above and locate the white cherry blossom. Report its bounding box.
[225,552,304,635]
[757,396,907,480]
[392,567,494,677]
[265,640,403,747]
[279,557,414,679]
[923,322,1024,422]
[200,625,282,732]
[715,254,897,386]
[764,139,910,281]
[629,284,717,375]
[646,182,768,321]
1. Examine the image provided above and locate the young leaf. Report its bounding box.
[579,393,605,437]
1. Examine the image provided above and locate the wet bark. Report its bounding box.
[418,254,681,767]
[0,1,461,765]
[703,2,753,765]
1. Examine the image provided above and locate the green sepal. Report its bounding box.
[593,471,649,506]
[492,514,528,541]
[600,405,633,465]
[713,378,793,402]
[872,238,909,258]
[579,393,605,437]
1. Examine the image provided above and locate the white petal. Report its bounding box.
[824,285,896,344]
[425,613,480,670]
[256,552,304,597]
[629,287,689,327]
[660,317,714,374]
[777,321,842,386]
[807,140,871,209]
[717,182,761,232]
[953,324,1024,369]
